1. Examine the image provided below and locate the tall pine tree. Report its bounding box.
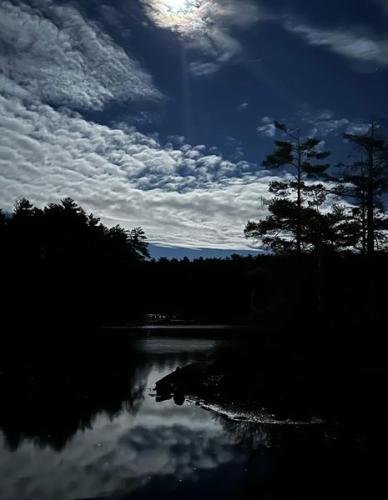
[245,122,331,253]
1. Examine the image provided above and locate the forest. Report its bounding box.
[1,121,387,332]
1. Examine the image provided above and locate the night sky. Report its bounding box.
[1,0,388,256]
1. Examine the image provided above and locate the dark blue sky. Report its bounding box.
[1,0,387,256]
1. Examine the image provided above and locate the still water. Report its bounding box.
[0,335,385,499]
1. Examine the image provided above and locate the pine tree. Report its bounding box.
[335,121,388,254]
[245,122,331,253]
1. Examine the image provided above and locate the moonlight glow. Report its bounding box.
[146,0,205,34]
[162,0,197,14]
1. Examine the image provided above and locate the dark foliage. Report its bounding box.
[335,122,388,254]
[139,252,388,328]
[0,331,145,450]
[256,123,331,253]
[0,198,149,327]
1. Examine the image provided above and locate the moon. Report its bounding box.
[162,0,198,15]
[147,0,205,34]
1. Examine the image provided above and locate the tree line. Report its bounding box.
[0,198,149,327]
[1,120,387,329]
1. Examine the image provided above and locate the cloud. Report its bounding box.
[345,123,370,135]
[300,110,373,138]
[301,111,350,137]
[144,0,263,76]
[285,20,388,68]
[189,60,222,77]
[238,102,249,111]
[0,92,269,249]
[256,111,371,143]
[142,0,388,75]
[116,423,242,478]
[0,0,162,110]
[0,409,247,500]
[257,117,276,137]
[0,2,268,253]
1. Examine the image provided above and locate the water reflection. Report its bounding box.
[0,334,237,499]
[0,334,146,452]
[0,334,386,500]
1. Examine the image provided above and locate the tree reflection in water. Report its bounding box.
[0,334,386,500]
[0,331,147,451]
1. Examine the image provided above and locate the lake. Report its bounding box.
[0,335,385,499]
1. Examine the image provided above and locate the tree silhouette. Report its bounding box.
[1,198,149,326]
[335,121,388,254]
[245,122,331,253]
